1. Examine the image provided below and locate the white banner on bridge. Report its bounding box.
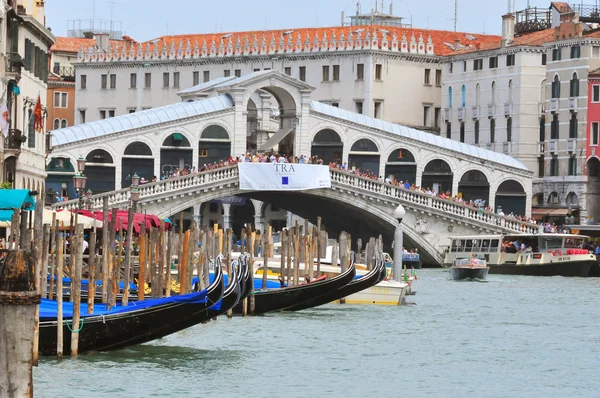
[238,163,331,191]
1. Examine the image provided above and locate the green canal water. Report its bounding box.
[34,269,600,397]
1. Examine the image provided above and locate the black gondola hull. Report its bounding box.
[235,262,356,315]
[39,268,224,356]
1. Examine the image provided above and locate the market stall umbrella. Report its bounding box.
[44,209,103,229]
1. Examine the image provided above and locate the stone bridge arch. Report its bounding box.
[154,185,444,264]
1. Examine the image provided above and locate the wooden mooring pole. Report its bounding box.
[0,249,40,398]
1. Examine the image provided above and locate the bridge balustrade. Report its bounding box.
[53,165,539,234]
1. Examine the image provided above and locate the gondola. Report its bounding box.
[286,253,384,311]
[234,258,356,315]
[38,262,224,356]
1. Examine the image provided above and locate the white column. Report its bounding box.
[251,199,265,233]
[114,156,122,190]
[193,203,202,226]
[297,90,312,157]
[232,89,247,157]
[222,203,232,230]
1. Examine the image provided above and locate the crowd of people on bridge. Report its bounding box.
[129,151,571,231]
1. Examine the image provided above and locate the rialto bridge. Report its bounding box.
[48,70,537,265]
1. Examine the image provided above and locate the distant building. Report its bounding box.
[66,17,499,135]
[0,0,55,196]
[441,2,600,224]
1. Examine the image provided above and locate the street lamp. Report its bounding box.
[130,173,140,209]
[73,155,87,209]
[393,204,405,282]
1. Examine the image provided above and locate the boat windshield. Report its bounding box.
[539,237,563,250]
[563,237,585,248]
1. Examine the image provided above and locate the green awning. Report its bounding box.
[172,133,183,141]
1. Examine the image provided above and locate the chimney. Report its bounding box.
[390,1,393,15]
[501,13,515,47]
[94,33,110,52]
[454,39,460,51]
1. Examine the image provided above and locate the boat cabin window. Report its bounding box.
[539,237,563,250]
[490,239,499,252]
[502,236,539,253]
[465,239,473,252]
[472,239,481,251]
[563,237,584,248]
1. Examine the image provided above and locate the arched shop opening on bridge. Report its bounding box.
[85,149,115,193]
[458,170,490,204]
[495,180,526,215]
[46,157,76,199]
[249,87,297,154]
[385,148,416,185]
[199,125,231,166]
[311,129,343,164]
[161,133,193,178]
[422,159,453,194]
[348,138,380,173]
[122,141,154,187]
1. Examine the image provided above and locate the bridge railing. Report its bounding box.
[53,165,539,234]
[52,166,240,210]
[329,169,541,234]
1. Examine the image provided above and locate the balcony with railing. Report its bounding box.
[52,65,75,81]
[567,138,576,153]
[568,97,578,111]
[4,129,26,150]
[549,98,559,112]
[457,107,465,120]
[515,7,551,34]
[504,102,512,115]
[471,106,479,119]
[487,104,495,117]
[567,4,600,23]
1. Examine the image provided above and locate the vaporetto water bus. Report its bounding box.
[443,233,596,277]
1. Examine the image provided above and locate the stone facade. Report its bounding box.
[1,0,55,194]
[68,25,500,133]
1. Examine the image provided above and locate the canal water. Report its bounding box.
[35,269,600,397]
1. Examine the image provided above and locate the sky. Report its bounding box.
[44,0,532,42]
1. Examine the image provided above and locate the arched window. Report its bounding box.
[490,118,496,143]
[475,83,480,106]
[201,125,230,140]
[53,118,60,130]
[461,85,466,107]
[570,72,579,97]
[474,120,480,144]
[552,75,561,98]
[507,117,512,142]
[508,79,513,103]
[460,121,465,143]
[448,86,453,108]
[540,79,546,103]
[350,138,378,152]
[60,119,67,128]
[491,81,496,105]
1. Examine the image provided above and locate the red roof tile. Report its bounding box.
[453,28,556,55]
[51,36,132,53]
[139,25,500,56]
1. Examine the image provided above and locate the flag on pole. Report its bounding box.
[33,94,43,133]
[0,103,9,137]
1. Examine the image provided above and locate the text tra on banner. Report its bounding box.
[238,163,331,191]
